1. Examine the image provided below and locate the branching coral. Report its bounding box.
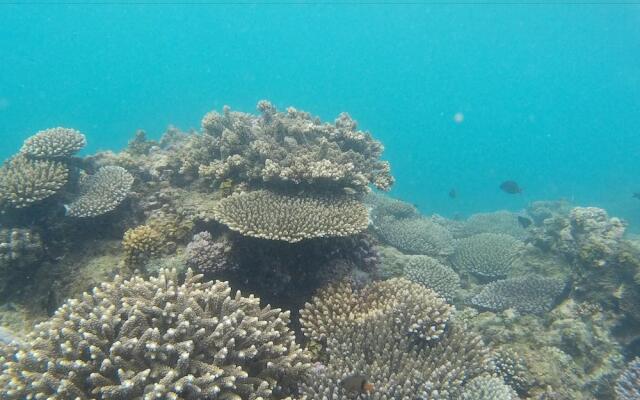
[0,269,312,399]
[199,101,393,193]
[374,215,455,257]
[213,190,369,243]
[0,156,68,208]
[471,275,567,315]
[403,254,461,301]
[460,375,519,400]
[366,192,419,220]
[0,228,43,295]
[299,278,491,399]
[20,127,86,158]
[616,357,640,400]
[451,233,523,279]
[66,166,134,217]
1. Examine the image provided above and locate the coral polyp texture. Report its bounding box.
[65,166,134,217]
[199,101,394,193]
[185,231,234,274]
[0,156,68,208]
[460,375,519,400]
[213,190,369,243]
[616,357,640,400]
[366,192,419,220]
[0,269,312,399]
[403,254,461,301]
[299,278,491,399]
[375,215,455,257]
[471,275,566,315]
[461,210,528,240]
[122,224,164,265]
[451,233,524,279]
[20,127,86,158]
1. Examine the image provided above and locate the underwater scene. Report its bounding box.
[1,3,640,400]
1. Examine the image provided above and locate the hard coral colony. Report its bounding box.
[0,101,638,400]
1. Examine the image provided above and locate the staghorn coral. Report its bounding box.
[213,190,368,243]
[199,101,393,193]
[451,233,523,279]
[20,127,86,158]
[299,278,491,399]
[471,275,567,315]
[185,231,234,274]
[122,224,164,266]
[403,254,461,301]
[65,166,134,217]
[0,156,68,208]
[460,375,519,400]
[616,357,640,400]
[461,211,528,240]
[374,215,455,257]
[0,269,312,399]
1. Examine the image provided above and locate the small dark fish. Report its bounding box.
[633,192,640,200]
[499,180,522,194]
[517,216,532,228]
[448,188,457,199]
[340,374,374,394]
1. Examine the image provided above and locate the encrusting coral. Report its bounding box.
[213,189,369,243]
[19,127,86,159]
[198,101,394,193]
[403,254,461,301]
[471,275,566,315]
[0,156,69,209]
[65,166,134,217]
[299,278,492,399]
[374,215,455,257]
[0,269,312,399]
[451,233,523,280]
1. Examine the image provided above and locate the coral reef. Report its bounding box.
[451,233,524,280]
[213,190,368,243]
[19,127,86,158]
[471,275,567,315]
[0,156,68,208]
[461,210,528,240]
[460,375,519,400]
[403,254,461,301]
[374,215,455,257]
[0,269,312,399]
[65,166,134,217]
[366,192,419,220]
[122,224,164,266]
[199,101,393,193]
[300,278,491,399]
[491,346,533,395]
[616,357,640,400]
[185,231,234,274]
[0,228,43,295]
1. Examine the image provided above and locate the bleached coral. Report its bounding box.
[0,156,68,208]
[471,275,566,315]
[299,278,490,399]
[0,269,312,399]
[20,127,86,158]
[65,166,134,217]
[213,190,369,243]
[403,254,461,301]
[375,216,455,257]
[451,233,523,279]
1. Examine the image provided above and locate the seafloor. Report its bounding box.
[0,101,639,399]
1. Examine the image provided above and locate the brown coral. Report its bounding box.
[122,224,164,266]
[213,190,369,243]
[0,155,68,208]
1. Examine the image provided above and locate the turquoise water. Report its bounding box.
[1,4,639,226]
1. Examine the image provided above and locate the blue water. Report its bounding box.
[1,4,639,227]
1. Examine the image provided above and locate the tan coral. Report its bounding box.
[213,190,369,243]
[65,166,134,217]
[0,155,68,208]
[122,224,164,266]
[20,127,86,158]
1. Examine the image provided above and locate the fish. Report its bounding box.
[633,192,640,200]
[517,216,532,228]
[448,188,457,199]
[499,180,522,194]
[340,374,374,394]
